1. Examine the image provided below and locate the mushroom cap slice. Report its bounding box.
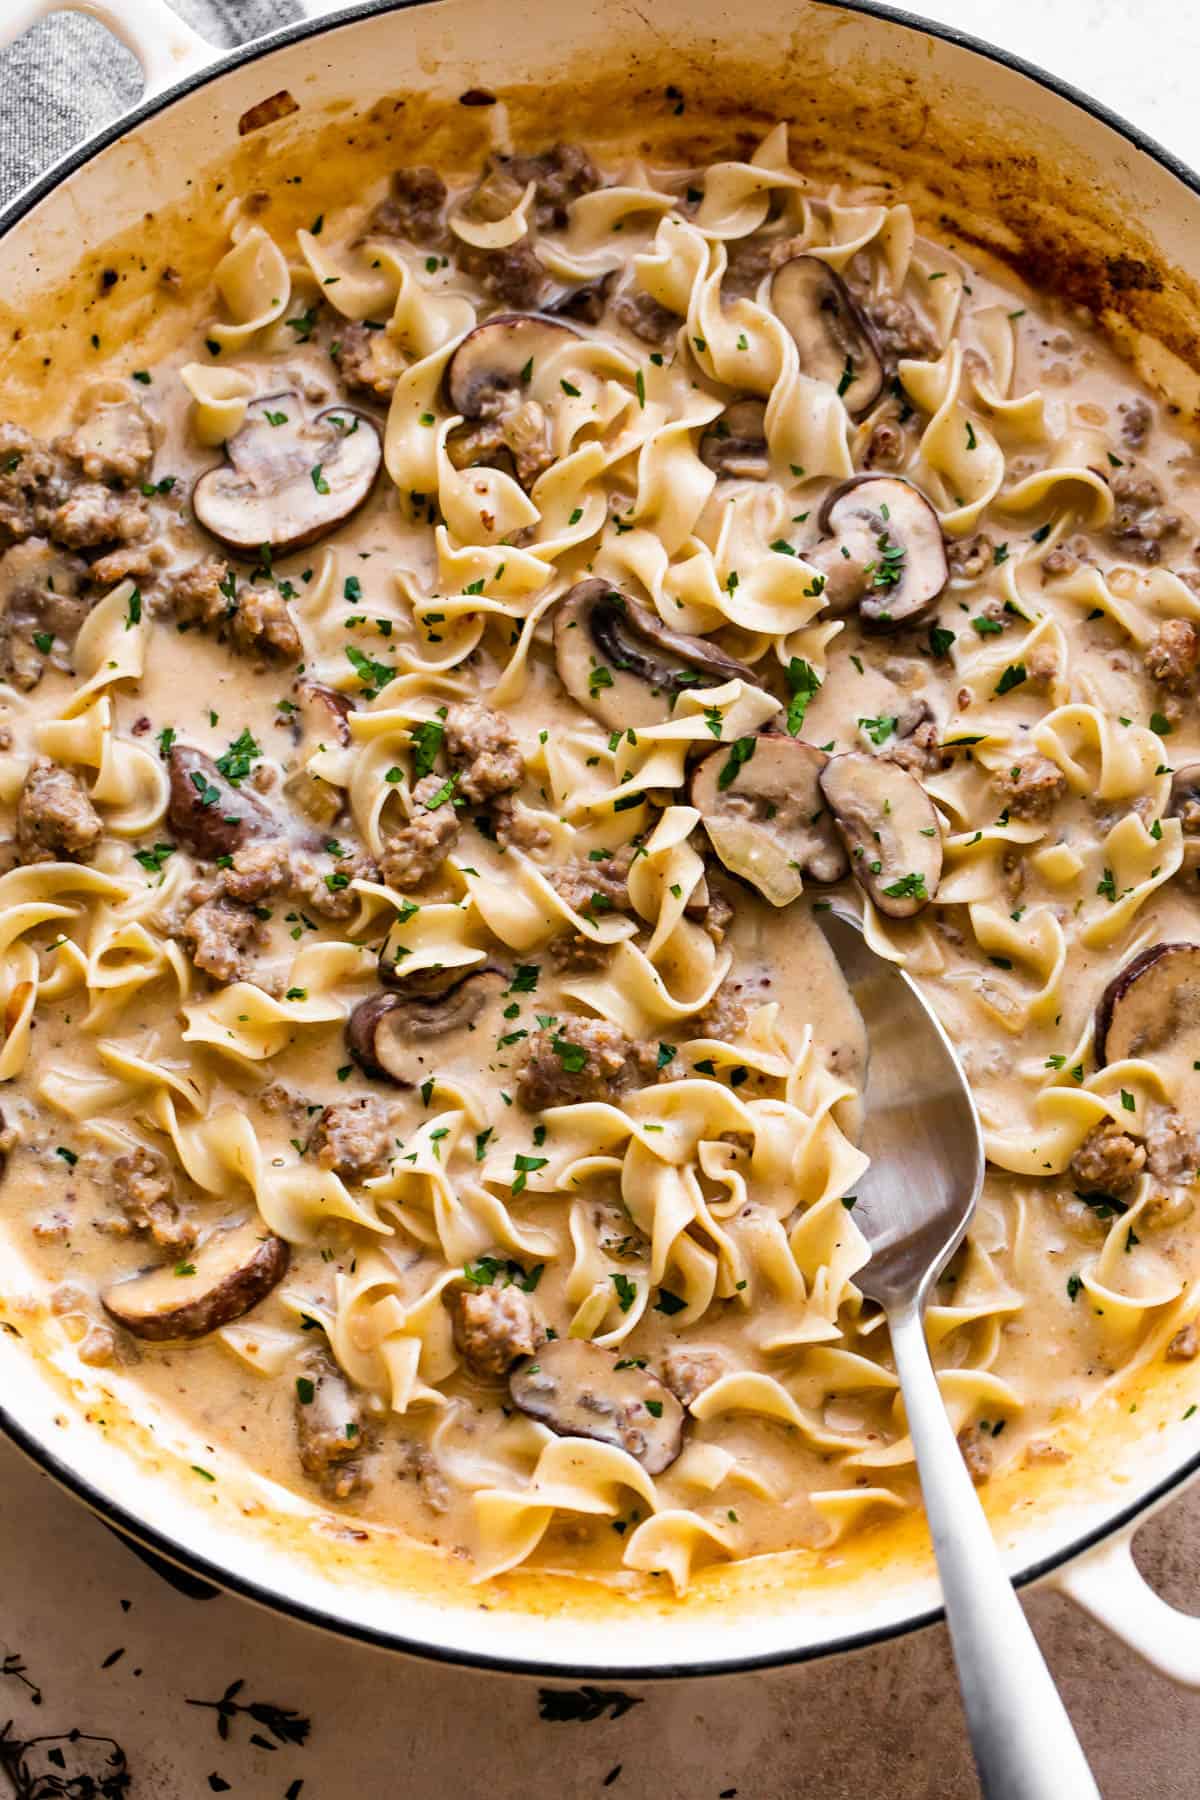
[699,399,768,480]
[101,1218,289,1342]
[819,751,942,916]
[811,475,948,626]
[1169,763,1200,866]
[691,733,848,907]
[509,1337,685,1475]
[771,256,884,417]
[348,968,508,1085]
[553,578,759,730]
[1095,943,1200,1069]
[193,396,381,557]
[166,744,276,860]
[284,680,354,826]
[444,314,582,418]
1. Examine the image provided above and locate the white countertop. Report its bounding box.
[2,4,1200,1796]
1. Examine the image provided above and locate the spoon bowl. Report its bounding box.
[815,906,984,1310]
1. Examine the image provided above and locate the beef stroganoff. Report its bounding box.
[1,122,1198,1594]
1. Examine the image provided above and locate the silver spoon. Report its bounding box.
[816,904,1100,1800]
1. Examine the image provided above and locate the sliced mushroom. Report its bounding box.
[284,680,354,827]
[809,475,948,626]
[699,400,768,480]
[819,751,942,916]
[192,394,381,557]
[771,256,884,417]
[101,1217,288,1342]
[444,314,581,418]
[690,733,847,907]
[554,578,760,730]
[509,1337,684,1475]
[167,744,275,860]
[1095,943,1200,1066]
[1169,764,1200,866]
[348,967,508,1084]
[546,270,616,325]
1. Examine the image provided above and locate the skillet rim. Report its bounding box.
[2,0,1199,1678]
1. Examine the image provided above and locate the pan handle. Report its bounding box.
[0,0,218,99]
[1055,1527,1200,1686]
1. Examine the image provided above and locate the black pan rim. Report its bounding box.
[2,0,1199,1679]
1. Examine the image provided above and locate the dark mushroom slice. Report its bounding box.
[192,395,382,557]
[1169,764,1200,867]
[554,578,760,730]
[444,314,582,418]
[819,751,942,917]
[545,270,616,325]
[510,1337,684,1475]
[284,679,355,827]
[347,967,508,1085]
[690,733,847,908]
[167,744,276,860]
[771,256,884,417]
[1095,943,1200,1068]
[808,474,948,626]
[101,1217,288,1342]
[699,400,768,480]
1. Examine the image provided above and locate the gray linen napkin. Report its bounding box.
[0,1,306,209]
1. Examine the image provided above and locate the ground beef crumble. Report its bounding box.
[1144,618,1199,690]
[991,753,1068,819]
[311,1096,395,1182]
[661,1345,729,1406]
[181,897,265,984]
[516,1016,660,1111]
[443,701,524,804]
[95,1148,196,1253]
[380,774,460,889]
[365,166,448,246]
[448,1282,544,1378]
[15,759,101,864]
[1068,1121,1146,1195]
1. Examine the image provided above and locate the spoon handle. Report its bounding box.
[888,1302,1101,1800]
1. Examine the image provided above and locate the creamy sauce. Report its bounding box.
[1,125,1199,1596]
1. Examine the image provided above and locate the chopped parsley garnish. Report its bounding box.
[286,303,318,341]
[215,728,261,785]
[717,736,756,791]
[421,772,459,810]
[511,1152,549,1195]
[881,871,928,902]
[409,710,446,780]
[345,644,394,694]
[994,662,1027,696]
[189,770,221,808]
[551,1034,588,1073]
[611,1272,637,1312]
[858,715,897,746]
[134,843,175,875]
[785,658,821,735]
